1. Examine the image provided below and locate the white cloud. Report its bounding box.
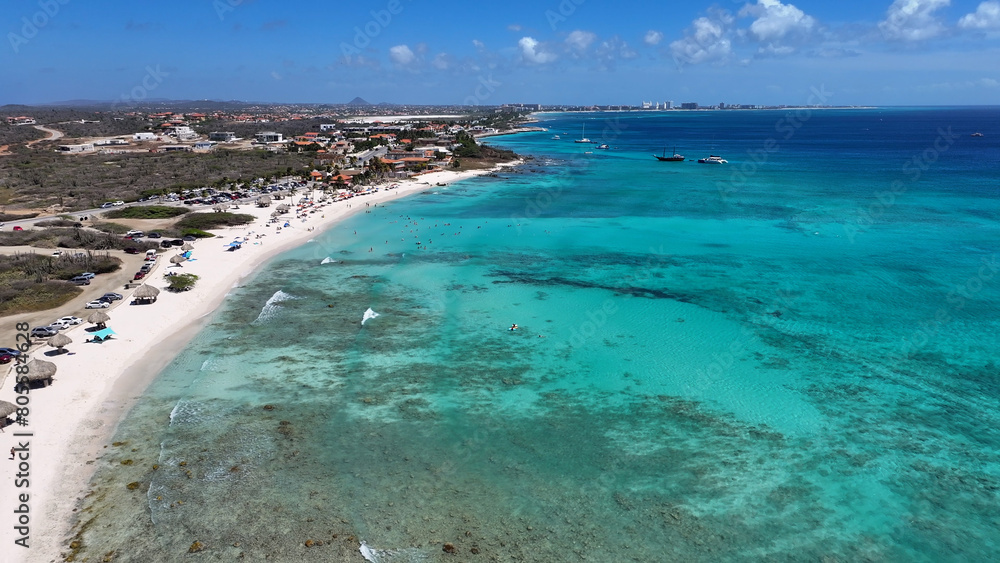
[472,39,485,49]
[669,15,733,65]
[758,44,796,56]
[518,36,557,64]
[432,53,450,70]
[878,0,951,41]
[959,1,1000,29]
[644,30,663,45]
[389,44,416,65]
[508,24,522,32]
[742,0,816,41]
[566,30,597,51]
[595,36,637,69]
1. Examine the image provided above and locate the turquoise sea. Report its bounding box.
[73,108,1000,562]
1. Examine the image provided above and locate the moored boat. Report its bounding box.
[697,155,728,164]
[654,147,685,161]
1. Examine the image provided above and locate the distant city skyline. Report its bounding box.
[3,0,1000,107]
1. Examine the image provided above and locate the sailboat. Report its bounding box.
[654,147,685,161]
[574,124,591,143]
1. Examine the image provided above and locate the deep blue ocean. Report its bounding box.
[74,108,1000,562]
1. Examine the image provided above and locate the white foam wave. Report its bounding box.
[360,542,426,562]
[253,290,296,324]
[320,256,337,264]
[361,307,380,326]
[169,400,215,425]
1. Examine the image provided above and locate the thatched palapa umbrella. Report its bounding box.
[47,333,72,353]
[134,284,160,303]
[181,243,194,251]
[169,255,187,266]
[87,311,110,328]
[0,400,17,420]
[24,359,57,387]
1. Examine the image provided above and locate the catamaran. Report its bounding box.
[697,155,728,164]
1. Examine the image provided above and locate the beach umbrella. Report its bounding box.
[0,400,17,419]
[181,243,194,251]
[169,255,186,266]
[87,311,110,328]
[212,205,224,213]
[134,284,160,301]
[24,359,57,385]
[47,333,72,352]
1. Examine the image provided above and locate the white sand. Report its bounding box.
[0,161,519,561]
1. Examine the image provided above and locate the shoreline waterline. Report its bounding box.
[0,160,522,562]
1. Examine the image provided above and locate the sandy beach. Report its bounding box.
[0,161,519,562]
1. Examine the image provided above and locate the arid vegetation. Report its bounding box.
[0,251,122,315]
[0,149,315,211]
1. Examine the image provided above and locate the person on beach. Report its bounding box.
[9,447,14,460]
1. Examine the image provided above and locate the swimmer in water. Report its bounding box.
[510,324,518,331]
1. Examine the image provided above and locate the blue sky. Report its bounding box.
[2,0,999,106]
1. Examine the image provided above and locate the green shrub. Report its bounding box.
[175,212,255,231]
[180,228,213,238]
[166,273,199,291]
[36,219,80,228]
[104,206,189,220]
[92,222,130,234]
[0,212,40,222]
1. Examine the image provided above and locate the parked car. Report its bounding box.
[113,200,125,206]
[170,239,185,246]
[100,292,123,301]
[182,235,197,242]
[0,353,12,364]
[85,300,110,309]
[133,272,145,280]
[13,226,23,231]
[49,320,72,330]
[70,276,91,285]
[56,316,83,326]
[80,272,96,280]
[124,247,140,254]
[0,347,23,357]
[101,202,115,208]
[30,326,58,338]
[160,240,174,249]
[146,232,162,238]
[126,230,144,237]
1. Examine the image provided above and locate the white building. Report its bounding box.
[133,132,157,141]
[173,126,198,141]
[58,144,95,153]
[255,131,283,143]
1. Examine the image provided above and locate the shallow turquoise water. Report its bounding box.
[75,109,999,561]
